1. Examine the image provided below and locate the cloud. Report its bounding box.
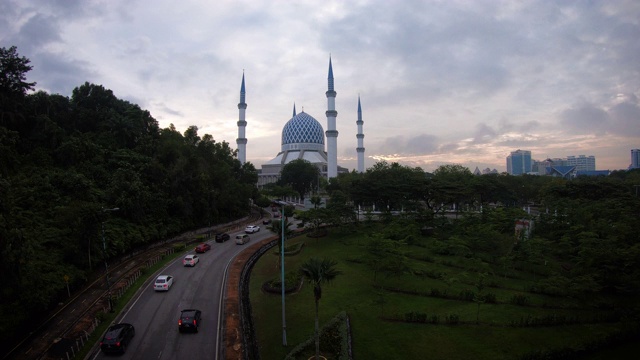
[3,0,639,173]
[609,99,640,136]
[373,134,440,156]
[560,104,610,135]
[31,52,96,95]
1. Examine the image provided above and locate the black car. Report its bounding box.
[179,309,202,333]
[215,233,230,243]
[262,218,271,225]
[100,323,135,354]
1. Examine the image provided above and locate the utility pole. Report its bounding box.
[277,200,288,346]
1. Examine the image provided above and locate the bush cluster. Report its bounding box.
[403,312,441,324]
[396,312,461,325]
[509,313,620,327]
[510,294,529,306]
[284,311,351,360]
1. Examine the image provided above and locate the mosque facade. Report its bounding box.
[235,58,365,187]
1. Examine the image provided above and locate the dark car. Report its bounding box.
[215,233,230,243]
[195,243,211,253]
[178,309,202,333]
[100,323,135,354]
[262,218,271,225]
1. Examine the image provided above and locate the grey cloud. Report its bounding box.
[438,142,460,154]
[372,133,439,156]
[156,103,183,118]
[560,104,610,135]
[406,134,439,154]
[31,52,96,95]
[472,123,497,144]
[497,136,545,148]
[14,13,61,51]
[609,100,640,136]
[323,1,531,100]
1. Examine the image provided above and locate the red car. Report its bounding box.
[195,243,211,253]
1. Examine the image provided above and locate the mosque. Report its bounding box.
[235,58,366,187]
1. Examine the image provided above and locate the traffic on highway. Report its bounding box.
[90,225,271,360]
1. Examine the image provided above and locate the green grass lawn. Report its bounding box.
[249,225,637,359]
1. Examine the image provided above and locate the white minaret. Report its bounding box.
[356,96,365,173]
[325,57,338,178]
[236,73,247,164]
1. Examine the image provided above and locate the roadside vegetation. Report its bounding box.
[249,217,640,359]
[251,161,640,359]
[0,46,258,351]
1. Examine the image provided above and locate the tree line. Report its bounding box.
[0,46,258,347]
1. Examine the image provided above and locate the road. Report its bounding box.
[88,225,271,360]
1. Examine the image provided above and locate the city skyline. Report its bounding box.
[2,0,639,172]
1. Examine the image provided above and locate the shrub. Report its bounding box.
[446,314,460,324]
[263,271,301,294]
[285,312,351,360]
[483,292,497,303]
[459,289,475,301]
[510,294,529,306]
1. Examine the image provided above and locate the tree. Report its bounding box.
[299,258,342,360]
[1,46,36,127]
[279,159,320,202]
[474,274,487,324]
[0,46,35,97]
[365,233,411,282]
[429,164,475,216]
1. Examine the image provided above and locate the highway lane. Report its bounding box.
[90,225,272,360]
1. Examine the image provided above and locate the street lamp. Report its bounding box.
[101,207,119,312]
[275,200,288,346]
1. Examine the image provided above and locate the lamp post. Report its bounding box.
[101,207,119,312]
[276,200,288,346]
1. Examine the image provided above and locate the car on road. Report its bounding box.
[100,323,135,354]
[183,254,199,267]
[262,218,271,225]
[235,234,250,245]
[178,309,202,333]
[273,212,281,218]
[215,233,230,243]
[195,243,211,253]
[154,275,173,291]
[244,225,260,234]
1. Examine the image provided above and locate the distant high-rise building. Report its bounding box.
[631,149,640,169]
[565,155,595,171]
[506,150,532,175]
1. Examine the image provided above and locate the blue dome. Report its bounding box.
[281,112,325,146]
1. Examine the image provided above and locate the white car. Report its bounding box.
[183,254,199,267]
[244,225,260,234]
[154,275,174,291]
[235,234,250,245]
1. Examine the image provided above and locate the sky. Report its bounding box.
[2,0,639,173]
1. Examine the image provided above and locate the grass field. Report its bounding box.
[248,224,638,360]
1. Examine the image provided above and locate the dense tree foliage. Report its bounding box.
[0,47,258,346]
[279,159,320,202]
[328,161,640,299]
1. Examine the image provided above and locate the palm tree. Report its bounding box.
[299,258,342,360]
